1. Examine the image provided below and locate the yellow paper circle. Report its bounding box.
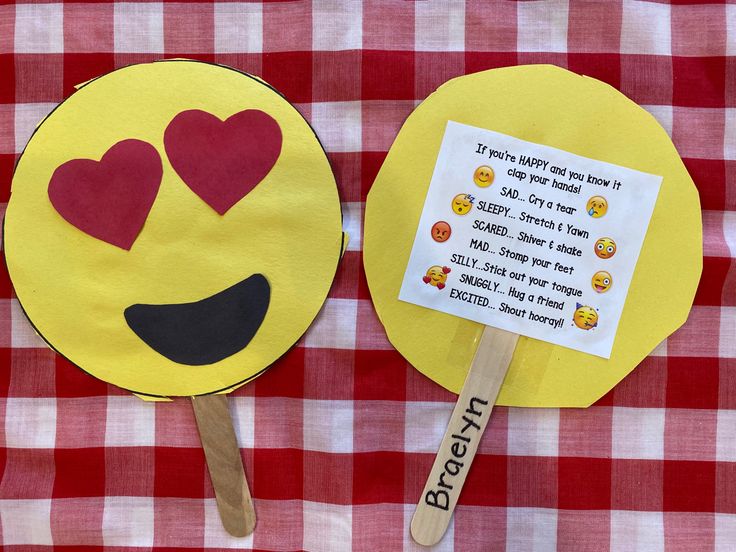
[364,65,702,407]
[5,60,343,397]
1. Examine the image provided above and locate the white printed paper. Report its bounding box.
[399,121,662,358]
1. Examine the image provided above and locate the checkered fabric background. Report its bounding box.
[0,1,734,550]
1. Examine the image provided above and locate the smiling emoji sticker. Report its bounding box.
[573,304,598,330]
[423,265,451,289]
[473,165,494,188]
[3,60,344,398]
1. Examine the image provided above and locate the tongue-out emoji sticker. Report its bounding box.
[3,60,344,536]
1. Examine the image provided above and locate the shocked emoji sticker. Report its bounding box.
[3,60,344,397]
[594,237,617,259]
[573,304,599,330]
[423,265,451,290]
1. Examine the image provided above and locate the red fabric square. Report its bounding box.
[303,348,354,400]
[567,0,622,52]
[63,3,113,53]
[460,454,506,506]
[14,54,64,103]
[464,0,517,52]
[251,499,303,552]
[353,451,404,504]
[671,4,726,57]
[163,3,214,54]
[558,407,612,458]
[716,461,736,513]
[406,362,456,403]
[353,400,405,452]
[361,50,414,101]
[663,460,716,511]
[360,151,387,202]
[105,447,154,496]
[213,53,263,78]
[568,53,621,90]
[354,350,407,401]
[414,52,465,101]
[0,348,10,396]
[719,359,736,409]
[55,397,107,449]
[9,348,56,397]
[611,458,663,510]
[612,356,668,408]
[557,509,611,552]
[683,158,725,212]
[355,298,394,351]
[312,51,361,102]
[154,447,206,498]
[253,346,304,398]
[695,257,731,306]
[672,56,726,108]
[262,1,312,53]
[464,52,518,75]
[253,448,303,500]
[55,355,111,398]
[0,54,13,103]
[454,504,507,551]
[727,56,736,109]
[558,457,612,509]
[517,51,567,67]
[53,447,105,498]
[330,151,361,203]
[507,455,558,507]
[62,53,115,98]
[329,250,361,300]
[0,448,55,498]
[352,503,405,551]
[664,512,715,551]
[153,497,204,548]
[666,357,719,409]
[50,496,104,546]
[261,51,313,104]
[303,450,352,504]
[0,153,15,202]
[362,0,414,51]
[620,54,673,105]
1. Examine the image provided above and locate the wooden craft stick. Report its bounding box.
[410,326,519,546]
[192,394,255,537]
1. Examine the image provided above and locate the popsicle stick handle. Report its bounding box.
[191,394,255,537]
[411,327,519,546]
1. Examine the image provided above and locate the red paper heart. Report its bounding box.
[48,139,163,250]
[164,109,282,215]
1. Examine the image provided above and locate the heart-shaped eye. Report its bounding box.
[48,139,163,250]
[164,109,282,215]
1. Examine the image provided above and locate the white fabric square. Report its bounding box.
[203,498,255,548]
[102,496,154,547]
[5,397,56,448]
[724,211,736,259]
[114,3,164,53]
[726,5,736,56]
[230,395,255,449]
[310,101,362,153]
[11,299,47,348]
[404,401,451,453]
[104,396,156,447]
[14,103,57,155]
[725,108,736,161]
[506,507,558,552]
[507,407,559,457]
[0,499,53,545]
[612,407,665,460]
[313,0,362,51]
[303,501,352,552]
[717,409,736,462]
[610,510,664,551]
[721,307,736,359]
[303,399,353,454]
[214,3,262,54]
[642,104,673,137]
[517,0,569,53]
[716,513,736,552]
[342,202,362,252]
[14,4,63,54]
[304,298,357,350]
[650,339,667,357]
[620,0,671,55]
[415,0,465,52]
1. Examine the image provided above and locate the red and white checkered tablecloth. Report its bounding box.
[0,1,734,550]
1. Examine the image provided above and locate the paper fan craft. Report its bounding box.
[363,65,701,545]
[4,60,344,537]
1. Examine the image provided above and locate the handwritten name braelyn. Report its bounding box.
[424,396,489,511]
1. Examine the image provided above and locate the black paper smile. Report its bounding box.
[124,274,270,365]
